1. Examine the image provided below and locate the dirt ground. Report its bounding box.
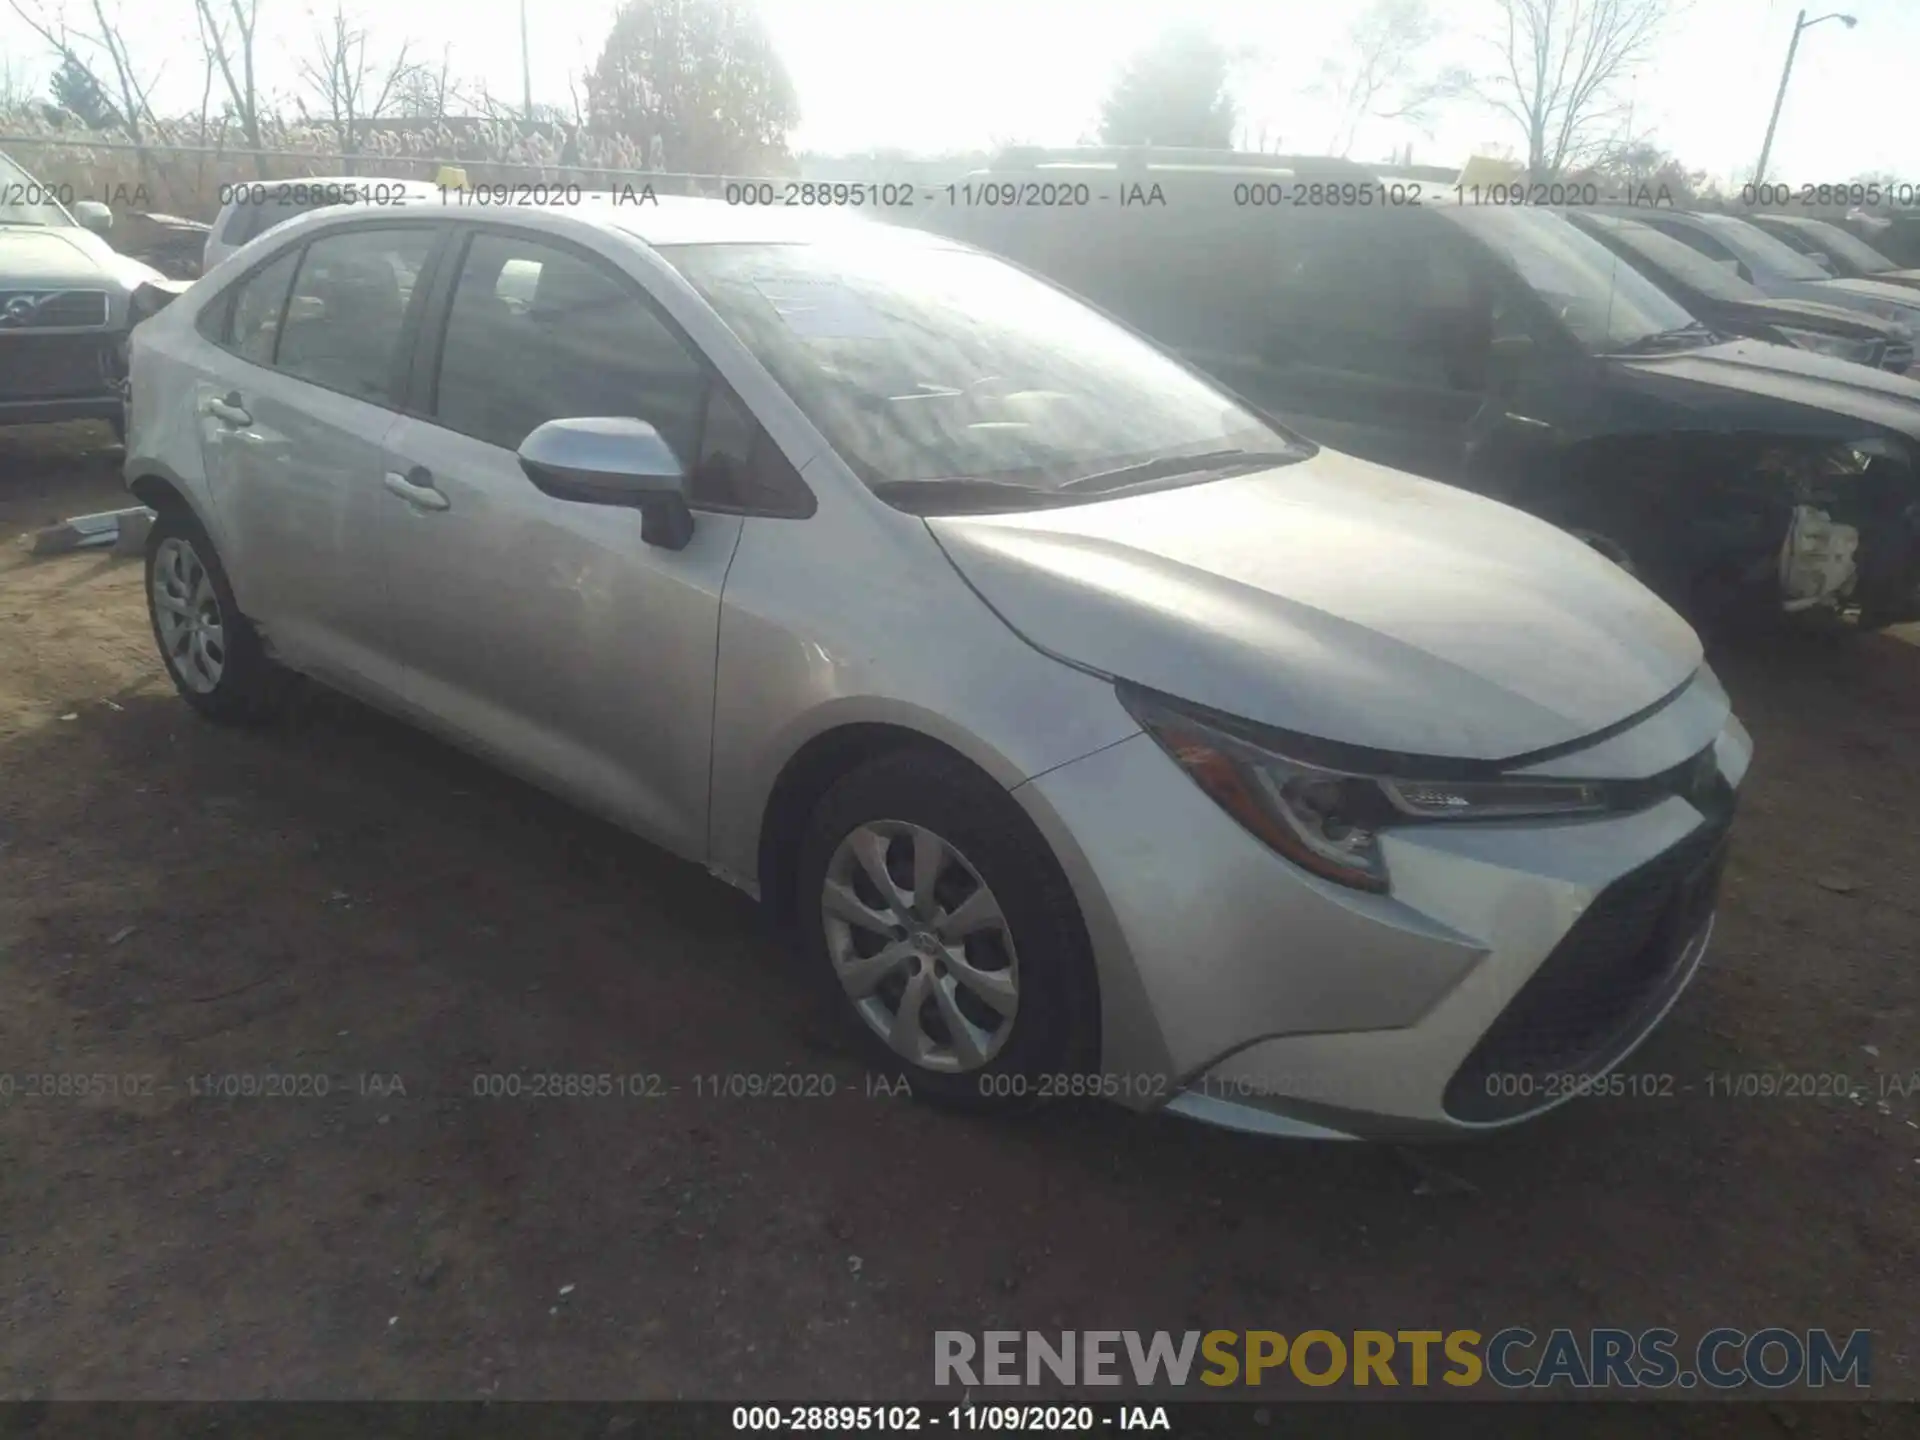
[2,421,1917,1407]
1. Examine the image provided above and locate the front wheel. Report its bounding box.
[794,748,1100,1112]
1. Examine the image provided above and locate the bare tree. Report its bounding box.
[1321,0,1470,158]
[392,43,458,119]
[1481,0,1670,179]
[1,48,36,113]
[192,0,267,170]
[296,3,418,169]
[8,0,161,140]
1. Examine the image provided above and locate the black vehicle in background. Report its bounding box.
[911,151,1920,630]
[1565,210,1914,376]
[1746,212,1920,295]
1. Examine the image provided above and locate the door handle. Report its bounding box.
[383,467,449,512]
[205,392,251,426]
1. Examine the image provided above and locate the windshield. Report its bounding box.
[662,239,1307,500]
[0,151,76,227]
[1695,213,1831,281]
[1444,206,1697,351]
[1592,218,1761,302]
[1792,218,1898,274]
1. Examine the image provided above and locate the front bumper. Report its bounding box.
[1016,685,1752,1140]
[0,330,127,428]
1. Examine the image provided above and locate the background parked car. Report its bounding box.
[1608,207,1920,334]
[1745,212,1920,295]
[1,147,165,438]
[911,151,1920,631]
[1566,210,1915,375]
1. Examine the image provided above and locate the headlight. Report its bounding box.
[1120,687,1608,894]
[1773,326,1880,364]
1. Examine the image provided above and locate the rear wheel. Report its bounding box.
[794,748,1099,1112]
[145,509,288,724]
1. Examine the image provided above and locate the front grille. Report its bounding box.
[1443,809,1732,1123]
[0,333,118,400]
[0,289,110,329]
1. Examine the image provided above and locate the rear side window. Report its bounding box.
[274,227,438,403]
[431,233,708,457]
[201,248,300,364]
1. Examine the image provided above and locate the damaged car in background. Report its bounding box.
[918,154,1920,631]
[1565,209,1915,377]
[1,147,167,439]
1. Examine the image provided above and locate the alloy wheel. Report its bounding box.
[820,820,1020,1073]
[151,536,226,694]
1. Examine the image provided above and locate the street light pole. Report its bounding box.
[521,0,534,122]
[1754,9,1858,187]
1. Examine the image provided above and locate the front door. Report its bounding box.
[1213,209,1494,485]
[375,227,744,860]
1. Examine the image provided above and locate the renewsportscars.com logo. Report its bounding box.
[933,1328,1871,1391]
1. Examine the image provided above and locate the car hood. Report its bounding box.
[0,225,160,293]
[1615,337,1920,437]
[1730,294,1905,339]
[926,451,1702,763]
[1799,277,1920,319]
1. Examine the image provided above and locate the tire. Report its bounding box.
[794,747,1099,1113]
[144,507,289,724]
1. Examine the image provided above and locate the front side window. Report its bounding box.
[1445,206,1698,352]
[1696,215,1830,281]
[662,238,1307,504]
[432,233,709,457]
[1794,218,1898,275]
[274,227,437,402]
[1593,219,1759,303]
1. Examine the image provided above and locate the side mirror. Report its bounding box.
[517,416,694,549]
[73,200,114,235]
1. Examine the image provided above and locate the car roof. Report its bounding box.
[597,195,960,248]
[1753,212,1835,234]
[252,190,962,254]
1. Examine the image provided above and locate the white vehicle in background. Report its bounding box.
[202,176,440,273]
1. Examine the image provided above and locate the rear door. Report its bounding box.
[374,225,759,860]
[193,220,445,697]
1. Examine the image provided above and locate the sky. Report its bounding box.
[1,0,1912,187]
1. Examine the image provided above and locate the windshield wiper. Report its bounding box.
[1612,322,1718,355]
[869,478,1076,514]
[1055,447,1304,494]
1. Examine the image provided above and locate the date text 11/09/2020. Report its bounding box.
[3,1068,1914,1103]
[731,1405,1171,1432]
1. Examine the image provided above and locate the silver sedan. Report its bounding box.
[124,197,1751,1139]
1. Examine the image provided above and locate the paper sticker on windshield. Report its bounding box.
[751,276,891,339]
